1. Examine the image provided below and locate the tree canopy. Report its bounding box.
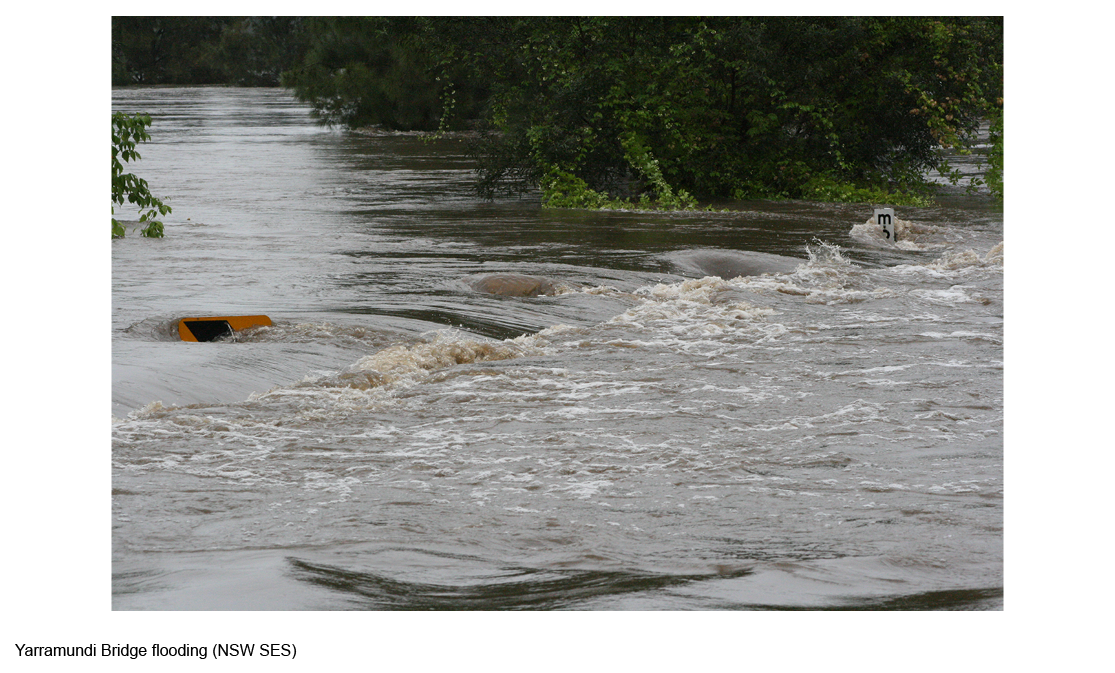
[283,17,1003,206]
[113,17,307,86]
[113,16,1003,207]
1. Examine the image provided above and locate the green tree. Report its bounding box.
[210,17,308,86]
[985,109,1004,201]
[967,106,1003,202]
[111,17,309,86]
[282,17,486,130]
[282,17,1002,208]
[454,17,1002,205]
[112,113,171,238]
[111,17,232,85]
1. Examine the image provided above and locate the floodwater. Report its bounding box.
[112,87,1003,610]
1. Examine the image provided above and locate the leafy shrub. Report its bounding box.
[112,113,171,238]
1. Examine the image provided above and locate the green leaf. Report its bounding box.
[111,112,171,238]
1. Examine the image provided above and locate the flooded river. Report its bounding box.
[111,87,1003,610]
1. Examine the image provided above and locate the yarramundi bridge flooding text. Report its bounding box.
[14,642,297,659]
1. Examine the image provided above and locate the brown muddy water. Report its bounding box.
[111,87,1003,610]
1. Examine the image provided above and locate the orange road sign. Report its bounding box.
[178,315,272,342]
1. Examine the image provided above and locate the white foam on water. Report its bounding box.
[121,235,999,431]
[350,330,537,382]
[749,399,888,432]
[909,287,985,305]
[115,233,1000,461]
[203,329,554,420]
[890,242,1004,282]
[917,331,1002,344]
[723,241,898,305]
[228,320,399,347]
[554,276,787,360]
[849,216,957,251]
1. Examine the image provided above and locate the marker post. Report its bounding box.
[875,207,897,243]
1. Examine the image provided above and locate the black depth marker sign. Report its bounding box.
[875,207,897,243]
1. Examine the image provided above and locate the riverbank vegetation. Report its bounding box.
[112,113,170,238]
[113,17,307,87]
[113,16,1003,209]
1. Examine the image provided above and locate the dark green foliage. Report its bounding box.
[969,107,1003,202]
[113,17,230,85]
[112,113,170,238]
[283,17,1002,207]
[281,18,488,131]
[210,17,308,86]
[114,16,1002,207]
[985,110,1004,201]
[112,17,308,86]
[280,18,438,129]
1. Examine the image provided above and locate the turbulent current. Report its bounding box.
[111,87,1003,610]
